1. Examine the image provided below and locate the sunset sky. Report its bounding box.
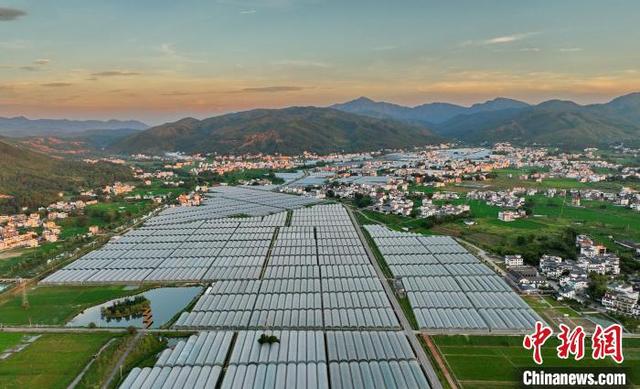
[1,0,640,124]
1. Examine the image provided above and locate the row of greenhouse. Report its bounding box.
[147,186,318,225]
[364,224,543,333]
[120,330,430,389]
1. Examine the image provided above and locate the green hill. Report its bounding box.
[434,94,640,148]
[110,106,441,155]
[0,140,132,213]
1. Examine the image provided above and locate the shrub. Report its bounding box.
[257,334,280,345]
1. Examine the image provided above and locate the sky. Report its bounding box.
[1,0,640,124]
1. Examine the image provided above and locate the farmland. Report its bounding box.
[431,335,640,388]
[0,333,23,353]
[409,190,640,269]
[0,333,115,389]
[0,285,148,326]
[484,167,639,191]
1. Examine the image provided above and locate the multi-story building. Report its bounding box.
[504,255,524,268]
[539,255,564,278]
[602,284,640,317]
[577,254,620,275]
[508,265,547,291]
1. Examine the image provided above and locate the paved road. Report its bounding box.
[455,238,506,276]
[0,326,195,334]
[68,337,116,389]
[102,332,142,389]
[347,207,443,389]
[422,334,458,389]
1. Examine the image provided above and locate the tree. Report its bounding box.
[587,273,609,300]
[524,198,536,215]
[353,193,372,208]
[258,334,280,344]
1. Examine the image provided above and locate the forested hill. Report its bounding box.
[110,106,441,154]
[0,140,132,213]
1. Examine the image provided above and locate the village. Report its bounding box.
[271,143,640,320]
[0,182,137,252]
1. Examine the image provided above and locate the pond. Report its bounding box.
[66,286,202,328]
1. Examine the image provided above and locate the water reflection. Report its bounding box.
[66,286,202,328]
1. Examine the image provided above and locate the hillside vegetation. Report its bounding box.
[0,140,132,212]
[111,106,441,155]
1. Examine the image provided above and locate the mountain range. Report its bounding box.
[332,93,640,148]
[0,116,148,137]
[331,96,530,124]
[109,106,442,155]
[3,92,640,154]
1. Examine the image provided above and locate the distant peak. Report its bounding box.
[471,97,529,108]
[608,92,640,105]
[174,117,200,124]
[536,99,581,108]
[350,96,375,103]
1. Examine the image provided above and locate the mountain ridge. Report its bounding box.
[433,93,640,147]
[0,116,148,137]
[333,93,640,148]
[331,96,530,124]
[110,106,442,155]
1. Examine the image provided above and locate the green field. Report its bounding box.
[76,335,131,389]
[358,188,640,268]
[0,241,65,277]
[55,199,159,239]
[0,333,115,389]
[433,335,640,388]
[485,167,640,191]
[0,285,147,326]
[523,296,581,318]
[355,208,435,236]
[111,334,168,388]
[429,193,640,270]
[0,333,24,353]
[130,181,186,198]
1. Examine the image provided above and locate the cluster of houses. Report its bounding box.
[504,255,549,293]
[189,154,295,176]
[49,198,98,214]
[177,192,203,207]
[0,223,38,251]
[505,234,625,308]
[602,283,640,317]
[0,213,63,251]
[467,189,526,208]
[567,188,640,211]
[347,181,415,217]
[517,149,618,184]
[2,178,152,253]
[420,202,470,218]
[103,182,135,196]
[133,168,178,185]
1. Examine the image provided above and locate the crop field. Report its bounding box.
[356,208,435,235]
[0,333,115,389]
[432,335,640,389]
[520,296,611,333]
[0,242,63,277]
[428,193,640,269]
[0,285,147,325]
[130,181,185,197]
[0,333,24,354]
[485,168,639,191]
